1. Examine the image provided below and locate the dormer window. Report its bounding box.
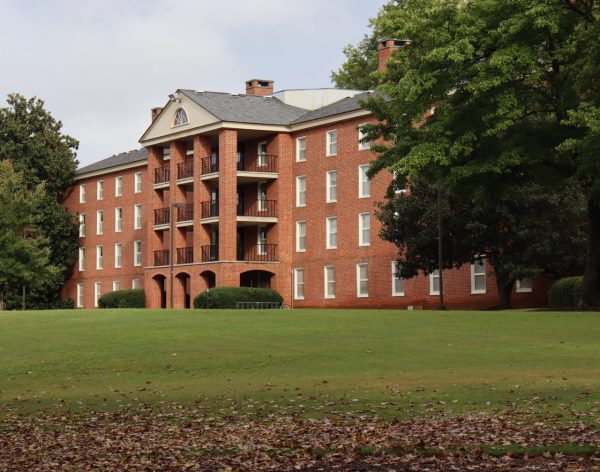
[173,108,188,126]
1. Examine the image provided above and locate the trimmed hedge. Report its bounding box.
[98,289,145,308]
[548,276,583,309]
[193,286,283,309]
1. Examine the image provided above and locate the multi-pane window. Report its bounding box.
[516,277,533,293]
[356,263,369,297]
[134,240,142,266]
[96,245,103,270]
[112,280,120,292]
[114,243,122,268]
[79,213,86,237]
[134,204,142,230]
[258,182,267,212]
[94,282,101,308]
[134,172,142,193]
[79,184,86,203]
[358,165,370,198]
[132,278,140,289]
[296,221,306,252]
[76,283,84,308]
[257,226,267,256]
[358,123,371,150]
[97,181,104,200]
[96,210,104,235]
[296,137,306,162]
[324,266,335,299]
[430,269,440,295]
[326,130,337,156]
[294,268,305,300]
[115,176,123,197]
[326,217,337,249]
[174,108,188,126]
[392,261,405,296]
[326,170,337,203]
[78,247,85,272]
[296,176,306,207]
[115,207,122,232]
[471,259,486,294]
[258,141,268,167]
[359,213,371,246]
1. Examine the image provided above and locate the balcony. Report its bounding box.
[154,249,170,266]
[237,155,277,173]
[154,207,170,226]
[201,155,219,176]
[238,244,277,262]
[201,244,218,262]
[176,204,194,224]
[201,201,219,220]
[154,165,170,188]
[176,247,193,264]
[177,159,194,181]
[237,199,278,225]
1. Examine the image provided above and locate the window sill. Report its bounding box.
[357,294,369,298]
[392,293,405,297]
[516,288,533,293]
[471,290,486,295]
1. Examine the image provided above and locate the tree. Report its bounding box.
[0,161,60,310]
[379,178,586,308]
[0,94,79,308]
[335,0,600,305]
[331,34,381,90]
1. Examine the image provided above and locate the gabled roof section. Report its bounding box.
[179,90,308,125]
[75,148,147,176]
[290,92,375,125]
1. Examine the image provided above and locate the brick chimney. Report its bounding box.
[378,39,411,72]
[151,107,163,122]
[245,79,274,96]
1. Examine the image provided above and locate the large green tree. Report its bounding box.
[0,94,79,308]
[334,0,600,305]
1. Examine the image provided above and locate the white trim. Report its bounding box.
[293,268,305,300]
[358,212,371,246]
[296,136,306,162]
[358,123,371,151]
[430,270,440,295]
[76,283,84,308]
[358,164,370,198]
[96,245,103,270]
[356,263,369,298]
[290,109,372,132]
[391,261,405,296]
[74,160,147,181]
[172,107,189,127]
[78,247,85,272]
[516,277,533,293]
[115,176,123,197]
[79,184,86,203]
[470,260,487,294]
[296,176,306,207]
[257,141,268,168]
[324,265,335,299]
[326,130,337,157]
[326,216,337,249]
[114,243,122,268]
[134,172,143,193]
[132,278,140,289]
[79,213,86,238]
[94,282,101,308]
[96,180,104,200]
[96,210,104,235]
[326,170,337,203]
[115,207,122,233]
[134,204,142,230]
[112,280,120,292]
[295,221,306,252]
[134,240,142,266]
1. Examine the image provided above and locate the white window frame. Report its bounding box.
[471,259,487,294]
[114,243,122,268]
[112,280,120,292]
[296,137,306,162]
[358,165,370,198]
[79,213,86,237]
[358,123,371,151]
[96,245,103,270]
[78,247,85,272]
[173,108,188,126]
[134,240,142,267]
[326,170,337,203]
[134,172,142,193]
[115,207,122,233]
[79,184,86,203]
[516,277,533,293]
[115,176,123,197]
[392,261,405,296]
[326,216,337,249]
[94,282,101,308]
[97,180,104,200]
[293,268,305,300]
[132,278,140,289]
[257,182,267,212]
[257,141,268,167]
[324,266,335,299]
[296,176,306,207]
[96,210,103,235]
[356,263,369,298]
[326,130,337,156]
[430,269,440,295]
[257,226,267,256]
[296,221,306,252]
[76,283,84,308]
[359,212,371,246]
[134,204,142,230]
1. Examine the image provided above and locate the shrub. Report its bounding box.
[549,276,583,309]
[98,289,145,308]
[193,286,283,309]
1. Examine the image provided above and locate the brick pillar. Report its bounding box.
[218,129,238,262]
[193,135,212,261]
[169,141,187,307]
[147,146,165,277]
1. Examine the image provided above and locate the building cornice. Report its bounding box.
[74,160,147,181]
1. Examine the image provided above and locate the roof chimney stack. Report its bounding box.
[245,79,274,96]
[151,107,163,122]
[378,39,411,72]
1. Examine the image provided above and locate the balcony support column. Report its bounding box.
[193,136,212,261]
[218,129,238,265]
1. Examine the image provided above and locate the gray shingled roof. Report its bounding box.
[179,90,308,125]
[75,148,147,175]
[291,92,374,125]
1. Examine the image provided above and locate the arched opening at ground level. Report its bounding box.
[175,272,191,309]
[240,270,274,289]
[152,274,167,309]
[200,270,216,289]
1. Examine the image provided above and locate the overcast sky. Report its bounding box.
[0,0,387,166]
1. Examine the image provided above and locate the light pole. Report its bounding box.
[170,202,186,309]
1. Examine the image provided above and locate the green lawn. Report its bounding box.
[1,308,599,418]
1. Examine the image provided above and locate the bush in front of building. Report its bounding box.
[193,287,283,309]
[548,277,583,309]
[98,289,145,308]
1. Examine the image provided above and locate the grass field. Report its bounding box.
[0,308,599,418]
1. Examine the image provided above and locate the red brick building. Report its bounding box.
[62,48,551,309]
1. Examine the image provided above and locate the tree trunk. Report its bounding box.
[494,271,514,310]
[0,287,4,311]
[582,199,600,307]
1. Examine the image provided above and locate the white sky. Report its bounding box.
[0,0,387,166]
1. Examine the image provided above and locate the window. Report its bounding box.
[326,217,337,249]
[94,282,101,308]
[326,170,337,203]
[134,240,142,266]
[174,108,188,126]
[296,176,306,207]
[76,283,84,308]
[430,269,440,295]
[79,184,86,203]
[132,278,140,289]
[258,141,268,167]
[471,259,486,294]
[358,123,371,150]
[294,268,305,300]
[78,247,85,271]
[258,182,267,212]
[115,176,123,197]
[516,277,533,293]
[96,210,104,235]
[257,226,267,256]
[114,243,122,268]
[326,130,337,156]
[356,263,368,297]
[324,266,335,299]
[134,172,142,193]
[359,213,371,246]
[134,204,142,230]
[296,221,306,252]
[112,280,120,292]
[358,165,370,198]
[296,137,306,162]
[97,181,104,200]
[115,207,122,232]
[79,213,86,237]
[392,261,405,296]
[96,245,103,270]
